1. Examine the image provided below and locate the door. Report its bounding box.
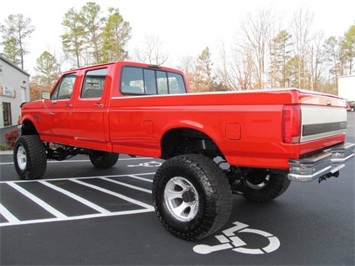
[41,73,76,143]
[71,67,109,151]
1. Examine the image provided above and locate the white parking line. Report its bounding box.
[0,173,156,227]
[0,172,156,184]
[0,208,153,227]
[71,179,154,210]
[128,175,154,183]
[100,177,151,194]
[0,157,155,166]
[7,182,67,219]
[38,180,111,214]
[0,203,20,223]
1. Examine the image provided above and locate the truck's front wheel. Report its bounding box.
[89,151,119,168]
[13,135,47,180]
[152,154,232,241]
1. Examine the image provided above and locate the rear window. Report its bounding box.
[120,66,186,95]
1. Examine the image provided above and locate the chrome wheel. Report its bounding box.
[164,176,199,222]
[16,146,27,171]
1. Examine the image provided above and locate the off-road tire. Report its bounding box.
[241,171,291,203]
[89,151,119,168]
[13,135,47,180]
[152,154,232,241]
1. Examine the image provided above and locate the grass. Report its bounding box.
[0,143,12,151]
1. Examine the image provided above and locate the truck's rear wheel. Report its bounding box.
[152,154,232,241]
[241,170,291,203]
[13,135,47,180]
[89,151,119,168]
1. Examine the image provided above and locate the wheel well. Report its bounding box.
[161,128,222,159]
[21,120,38,135]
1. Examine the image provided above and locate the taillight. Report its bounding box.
[282,105,301,143]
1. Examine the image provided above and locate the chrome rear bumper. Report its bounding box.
[288,143,355,182]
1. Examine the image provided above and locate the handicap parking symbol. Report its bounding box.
[193,221,280,255]
[127,161,162,168]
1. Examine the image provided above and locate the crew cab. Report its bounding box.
[14,61,355,240]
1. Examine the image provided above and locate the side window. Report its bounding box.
[157,71,168,94]
[81,68,108,98]
[168,73,186,94]
[120,67,187,95]
[144,69,157,95]
[121,67,144,94]
[51,74,76,100]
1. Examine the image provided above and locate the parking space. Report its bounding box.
[0,114,354,265]
[0,173,155,227]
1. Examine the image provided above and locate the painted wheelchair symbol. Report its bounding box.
[127,161,162,168]
[193,221,280,255]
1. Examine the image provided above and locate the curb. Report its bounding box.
[0,150,13,155]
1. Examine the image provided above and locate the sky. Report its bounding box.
[1,0,355,76]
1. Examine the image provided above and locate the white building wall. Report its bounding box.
[0,56,30,129]
[338,75,355,101]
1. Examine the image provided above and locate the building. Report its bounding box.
[338,75,355,101]
[0,55,30,140]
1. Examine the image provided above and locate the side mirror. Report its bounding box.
[41,91,50,100]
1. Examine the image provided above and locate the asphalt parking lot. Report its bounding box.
[1,113,354,265]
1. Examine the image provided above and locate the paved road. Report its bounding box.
[0,113,354,265]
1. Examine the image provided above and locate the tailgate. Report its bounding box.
[299,91,348,142]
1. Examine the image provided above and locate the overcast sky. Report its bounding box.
[1,0,355,75]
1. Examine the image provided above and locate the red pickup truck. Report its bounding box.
[15,61,354,240]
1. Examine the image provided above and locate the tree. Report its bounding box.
[309,32,327,91]
[61,7,85,68]
[291,9,314,89]
[133,34,169,65]
[239,8,274,89]
[101,7,131,62]
[193,47,214,92]
[0,14,35,69]
[178,55,196,91]
[215,43,236,91]
[30,51,61,101]
[323,36,341,86]
[269,30,293,87]
[81,2,105,64]
[29,75,45,101]
[342,24,355,75]
[35,51,61,89]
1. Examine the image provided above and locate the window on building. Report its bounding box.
[21,86,27,103]
[2,102,12,126]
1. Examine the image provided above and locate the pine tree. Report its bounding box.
[0,14,35,70]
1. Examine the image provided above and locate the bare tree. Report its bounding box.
[238,7,275,89]
[133,35,169,65]
[309,31,327,91]
[177,55,196,91]
[216,42,237,90]
[291,9,314,89]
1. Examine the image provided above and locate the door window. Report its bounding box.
[51,74,76,100]
[81,68,108,98]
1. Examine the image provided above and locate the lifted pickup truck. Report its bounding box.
[15,61,354,240]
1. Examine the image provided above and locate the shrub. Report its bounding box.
[5,128,20,147]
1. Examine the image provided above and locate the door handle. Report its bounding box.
[65,103,73,108]
[94,103,104,108]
